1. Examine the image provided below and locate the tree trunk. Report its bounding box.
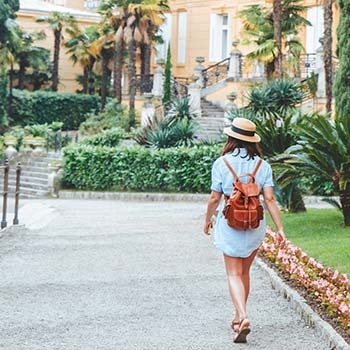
[52,29,61,91]
[113,39,124,103]
[273,0,283,79]
[266,62,275,80]
[82,66,88,94]
[18,58,26,90]
[128,38,137,128]
[340,190,350,226]
[141,42,152,93]
[141,25,153,94]
[289,185,306,213]
[101,51,109,110]
[323,0,333,115]
[87,57,95,95]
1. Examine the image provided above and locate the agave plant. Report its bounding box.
[166,96,199,123]
[247,80,304,120]
[276,113,350,226]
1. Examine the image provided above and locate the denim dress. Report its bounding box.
[211,149,274,258]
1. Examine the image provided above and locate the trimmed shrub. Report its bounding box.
[63,144,221,192]
[10,89,100,130]
[81,128,127,147]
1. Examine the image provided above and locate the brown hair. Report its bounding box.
[221,136,262,159]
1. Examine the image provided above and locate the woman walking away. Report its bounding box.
[203,117,285,343]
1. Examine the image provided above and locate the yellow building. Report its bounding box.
[17,0,100,92]
[16,0,339,108]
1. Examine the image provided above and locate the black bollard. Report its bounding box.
[13,162,21,225]
[1,160,9,229]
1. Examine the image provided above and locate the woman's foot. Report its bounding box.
[231,319,240,333]
[233,318,251,343]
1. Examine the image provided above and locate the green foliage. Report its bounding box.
[334,0,350,118]
[135,97,198,149]
[3,121,64,149]
[299,175,335,196]
[63,144,220,192]
[162,44,172,105]
[167,97,199,121]
[10,89,100,129]
[0,0,20,48]
[247,80,304,119]
[146,118,198,148]
[79,99,128,135]
[238,0,310,76]
[0,67,8,130]
[81,128,126,147]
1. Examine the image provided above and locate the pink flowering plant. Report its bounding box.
[260,227,350,334]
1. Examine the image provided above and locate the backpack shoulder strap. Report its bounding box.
[252,158,263,177]
[222,157,239,180]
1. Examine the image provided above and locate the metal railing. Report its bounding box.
[202,57,230,88]
[170,77,188,98]
[136,74,154,95]
[1,160,21,229]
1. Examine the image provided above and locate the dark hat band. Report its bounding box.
[231,125,255,137]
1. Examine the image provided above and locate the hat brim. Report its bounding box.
[223,127,261,143]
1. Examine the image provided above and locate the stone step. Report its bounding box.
[1,185,49,197]
[8,176,48,186]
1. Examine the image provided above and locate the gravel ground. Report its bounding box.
[0,199,332,349]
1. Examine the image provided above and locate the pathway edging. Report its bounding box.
[256,258,350,350]
[59,191,337,208]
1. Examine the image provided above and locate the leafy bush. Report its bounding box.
[81,128,127,147]
[63,144,220,192]
[135,97,198,148]
[79,100,129,135]
[10,89,100,129]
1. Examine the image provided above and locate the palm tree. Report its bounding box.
[279,114,350,225]
[37,12,78,91]
[239,1,310,79]
[89,21,115,109]
[273,0,282,78]
[323,0,333,115]
[65,25,99,94]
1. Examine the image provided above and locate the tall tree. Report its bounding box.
[334,0,350,118]
[273,0,282,78]
[37,12,77,91]
[323,0,333,115]
[65,25,99,94]
[239,1,310,79]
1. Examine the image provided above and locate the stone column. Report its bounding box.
[316,45,325,98]
[227,40,242,81]
[252,60,265,80]
[194,56,205,88]
[224,92,238,126]
[151,59,165,98]
[141,93,156,127]
[188,76,202,117]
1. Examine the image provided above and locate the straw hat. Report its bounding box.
[223,117,261,143]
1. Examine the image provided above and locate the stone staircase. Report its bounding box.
[1,152,62,199]
[196,99,227,141]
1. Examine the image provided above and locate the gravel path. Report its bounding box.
[0,199,332,349]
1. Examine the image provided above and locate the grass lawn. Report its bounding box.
[266,209,350,276]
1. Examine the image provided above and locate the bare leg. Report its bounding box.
[224,254,246,321]
[224,249,259,322]
[242,249,258,303]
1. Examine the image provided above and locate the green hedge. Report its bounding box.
[10,90,100,130]
[81,128,127,147]
[63,144,221,192]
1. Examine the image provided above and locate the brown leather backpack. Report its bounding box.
[222,158,264,230]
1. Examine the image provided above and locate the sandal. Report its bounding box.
[233,318,251,343]
[231,320,240,333]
